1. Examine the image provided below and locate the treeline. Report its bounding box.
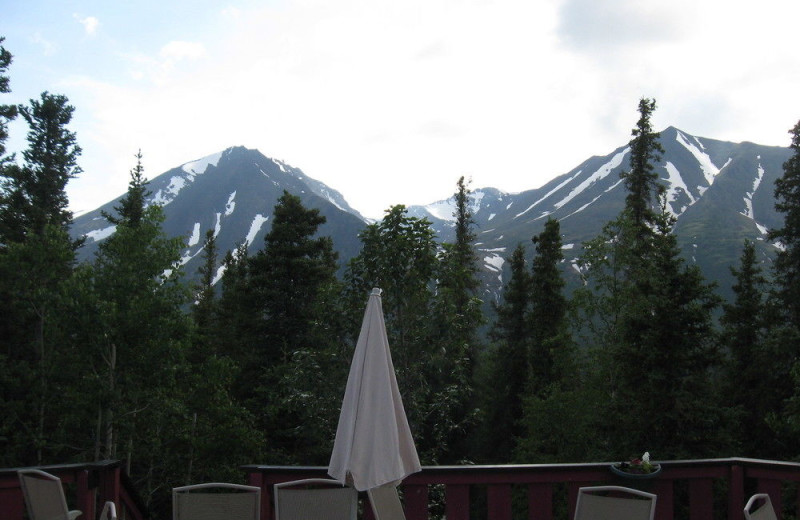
[3,37,800,519]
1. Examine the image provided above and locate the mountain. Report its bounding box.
[72,146,368,281]
[406,127,790,304]
[72,128,791,306]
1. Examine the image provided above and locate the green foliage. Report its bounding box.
[430,177,484,462]
[529,218,569,395]
[621,97,665,231]
[345,205,459,463]
[1,92,82,241]
[478,244,531,462]
[5,82,800,520]
[719,240,779,456]
[0,36,17,163]
[572,101,727,460]
[214,191,348,465]
[769,120,800,329]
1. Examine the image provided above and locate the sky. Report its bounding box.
[2,0,799,220]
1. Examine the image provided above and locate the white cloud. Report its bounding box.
[31,32,56,56]
[37,0,800,220]
[159,41,206,62]
[74,15,100,36]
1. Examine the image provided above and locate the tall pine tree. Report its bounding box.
[479,244,531,462]
[0,88,82,464]
[577,99,724,459]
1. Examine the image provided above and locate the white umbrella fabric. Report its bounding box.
[328,288,421,492]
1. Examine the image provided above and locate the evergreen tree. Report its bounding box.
[764,119,800,457]
[245,191,345,463]
[576,100,724,459]
[515,220,583,464]
[769,120,800,330]
[90,153,193,512]
[0,88,81,464]
[528,218,569,395]
[1,92,81,242]
[621,98,664,232]
[430,177,483,462]
[720,240,778,456]
[249,191,338,364]
[191,229,219,360]
[479,243,531,462]
[0,36,17,165]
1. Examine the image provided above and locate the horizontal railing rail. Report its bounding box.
[0,460,148,520]
[244,458,800,520]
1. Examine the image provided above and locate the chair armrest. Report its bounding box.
[100,501,117,520]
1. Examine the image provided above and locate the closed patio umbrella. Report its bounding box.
[328,288,421,492]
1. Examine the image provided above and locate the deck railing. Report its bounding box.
[244,458,800,520]
[0,460,147,520]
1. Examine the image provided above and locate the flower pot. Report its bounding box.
[609,463,662,479]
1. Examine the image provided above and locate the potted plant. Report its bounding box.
[610,452,662,478]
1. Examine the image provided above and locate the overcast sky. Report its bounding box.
[2,0,799,219]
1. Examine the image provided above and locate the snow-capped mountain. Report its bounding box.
[72,129,791,306]
[72,146,366,279]
[407,127,790,303]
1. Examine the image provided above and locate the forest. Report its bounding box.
[3,37,800,518]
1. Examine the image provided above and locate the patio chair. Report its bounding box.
[574,485,657,520]
[173,482,260,520]
[274,478,357,520]
[367,484,407,520]
[18,469,84,520]
[744,493,777,520]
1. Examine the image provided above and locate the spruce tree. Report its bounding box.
[528,217,568,395]
[91,154,192,511]
[480,243,531,462]
[769,120,800,330]
[431,177,483,462]
[764,119,800,457]
[0,36,17,165]
[246,191,344,462]
[191,229,219,360]
[576,99,723,459]
[0,87,82,464]
[720,240,778,456]
[1,92,81,241]
[621,98,664,232]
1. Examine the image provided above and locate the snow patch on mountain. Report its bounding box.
[560,178,624,221]
[664,161,696,215]
[213,212,222,237]
[182,151,223,176]
[212,265,226,286]
[152,176,187,206]
[553,149,629,210]
[245,214,269,248]
[483,252,505,281]
[741,163,765,220]
[225,192,236,216]
[86,225,116,242]
[188,223,201,246]
[151,151,227,207]
[425,199,457,221]
[676,131,719,185]
[273,159,289,173]
[516,170,582,219]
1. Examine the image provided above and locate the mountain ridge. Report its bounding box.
[72,127,791,305]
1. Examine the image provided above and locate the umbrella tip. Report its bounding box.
[371,288,382,296]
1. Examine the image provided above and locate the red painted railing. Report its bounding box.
[244,458,800,520]
[3,458,798,520]
[0,460,147,520]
